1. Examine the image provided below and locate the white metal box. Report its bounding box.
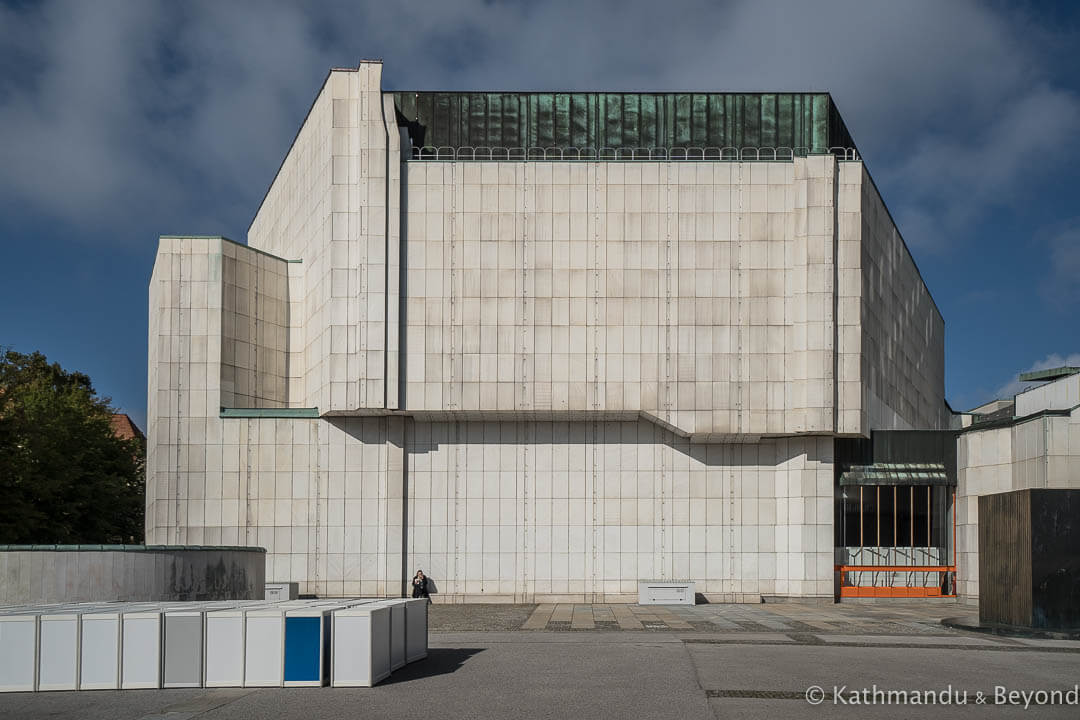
[331,605,392,687]
[637,581,696,605]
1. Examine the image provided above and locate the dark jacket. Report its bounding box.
[411,575,430,598]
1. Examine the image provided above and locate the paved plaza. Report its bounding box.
[4,603,1080,720]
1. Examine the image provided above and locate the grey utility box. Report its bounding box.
[638,581,696,605]
[265,583,299,602]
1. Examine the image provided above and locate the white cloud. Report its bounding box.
[0,0,1076,256]
[991,352,1080,402]
[888,85,1080,250]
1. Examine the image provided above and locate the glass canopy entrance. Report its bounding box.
[835,434,957,599]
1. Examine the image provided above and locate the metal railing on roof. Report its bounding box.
[408,146,859,161]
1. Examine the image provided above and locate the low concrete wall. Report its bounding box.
[0,545,266,603]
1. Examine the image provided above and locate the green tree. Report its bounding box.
[0,349,144,544]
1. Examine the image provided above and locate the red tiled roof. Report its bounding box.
[110,413,144,441]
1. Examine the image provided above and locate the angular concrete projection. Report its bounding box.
[147,63,951,602]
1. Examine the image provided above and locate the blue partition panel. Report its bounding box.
[283,617,321,683]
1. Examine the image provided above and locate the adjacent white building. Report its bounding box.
[147,62,954,602]
[956,367,1080,602]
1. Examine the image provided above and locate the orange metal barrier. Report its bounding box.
[836,565,956,598]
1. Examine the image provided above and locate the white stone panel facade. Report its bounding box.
[403,158,843,438]
[405,422,833,601]
[147,64,952,601]
[837,163,949,435]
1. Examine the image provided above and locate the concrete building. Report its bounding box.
[146,62,953,602]
[956,367,1080,602]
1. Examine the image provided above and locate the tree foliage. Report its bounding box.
[0,349,144,544]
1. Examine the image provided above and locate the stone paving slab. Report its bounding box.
[611,604,644,630]
[570,604,595,629]
[431,601,967,633]
[648,606,694,629]
[521,603,554,630]
[548,604,573,623]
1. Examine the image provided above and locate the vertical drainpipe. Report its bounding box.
[381,87,390,410]
[399,124,410,597]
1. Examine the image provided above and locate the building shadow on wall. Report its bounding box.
[382,647,484,684]
[401,417,819,467]
[326,416,822,469]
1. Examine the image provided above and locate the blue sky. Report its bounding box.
[1,0,1078,430]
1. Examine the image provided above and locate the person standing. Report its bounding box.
[411,569,430,599]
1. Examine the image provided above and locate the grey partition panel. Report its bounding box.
[38,615,79,691]
[404,600,428,663]
[388,603,406,670]
[79,614,121,690]
[163,614,203,688]
[0,616,37,692]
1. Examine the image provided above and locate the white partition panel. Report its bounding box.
[243,610,284,687]
[204,610,245,687]
[38,614,79,691]
[0,615,37,692]
[371,601,407,671]
[404,599,429,663]
[331,606,391,687]
[79,612,121,690]
[121,611,162,689]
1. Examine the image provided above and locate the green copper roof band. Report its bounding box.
[1018,367,1080,382]
[220,407,320,418]
[394,92,855,155]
